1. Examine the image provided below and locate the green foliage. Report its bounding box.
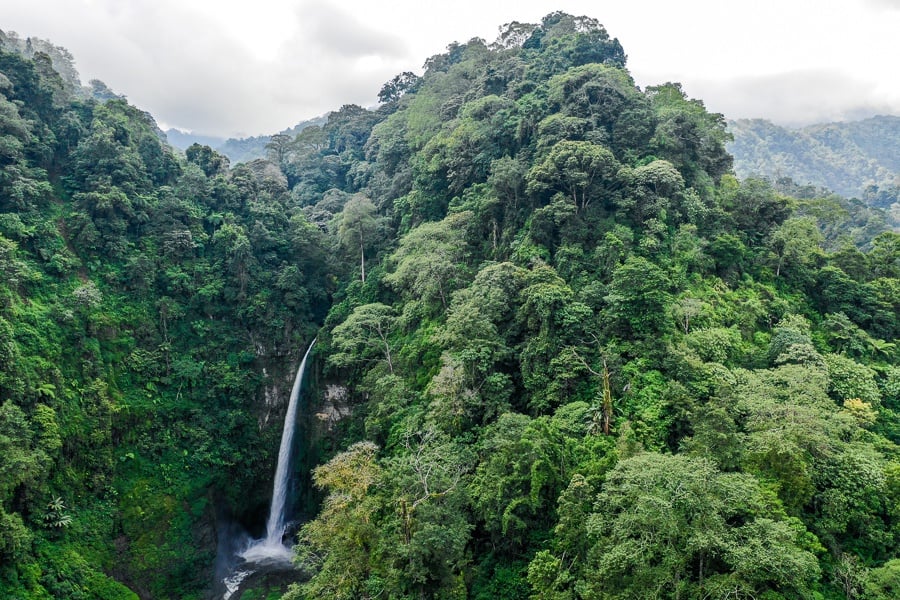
[865,558,900,599]
[0,508,32,562]
[768,216,824,280]
[647,82,733,187]
[307,13,899,599]
[604,255,672,338]
[684,326,743,364]
[329,303,398,374]
[2,12,899,600]
[333,193,379,283]
[470,413,566,546]
[294,442,382,600]
[378,71,422,104]
[0,400,48,499]
[578,454,820,599]
[729,116,900,200]
[42,497,72,529]
[526,140,620,212]
[383,211,473,311]
[823,353,882,406]
[0,42,330,597]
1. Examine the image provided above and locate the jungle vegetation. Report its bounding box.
[1,12,899,600]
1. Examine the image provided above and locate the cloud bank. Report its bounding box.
[1,0,898,136]
[689,70,899,126]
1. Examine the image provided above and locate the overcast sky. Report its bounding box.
[2,0,898,138]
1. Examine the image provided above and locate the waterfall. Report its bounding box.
[265,337,316,544]
[239,338,316,565]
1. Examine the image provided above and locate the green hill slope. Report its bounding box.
[728,116,900,200]
[0,46,329,599]
[284,13,900,600]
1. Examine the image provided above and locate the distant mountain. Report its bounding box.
[727,115,900,199]
[165,115,328,165]
[214,133,271,165]
[163,128,225,151]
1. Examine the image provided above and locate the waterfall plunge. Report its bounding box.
[240,338,316,565]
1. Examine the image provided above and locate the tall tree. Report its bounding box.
[526,140,620,212]
[329,303,398,374]
[384,212,473,310]
[334,194,378,283]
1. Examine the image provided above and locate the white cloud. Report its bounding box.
[687,70,898,126]
[863,0,900,9]
[1,0,898,136]
[291,1,407,60]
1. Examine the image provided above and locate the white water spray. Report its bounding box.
[239,338,316,565]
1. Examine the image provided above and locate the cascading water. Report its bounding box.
[238,338,316,566]
[263,337,316,547]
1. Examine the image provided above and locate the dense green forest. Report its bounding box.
[2,12,900,600]
[0,29,329,598]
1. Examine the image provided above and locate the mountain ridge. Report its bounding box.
[728,114,900,200]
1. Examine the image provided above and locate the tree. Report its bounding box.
[521,12,626,68]
[290,442,383,600]
[866,559,900,599]
[334,194,378,283]
[647,82,733,185]
[621,159,689,226]
[488,156,527,211]
[567,347,615,435]
[767,313,816,365]
[719,177,791,246]
[0,401,48,500]
[329,303,398,374]
[323,104,380,156]
[184,143,229,177]
[378,71,421,103]
[823,353,881,406]
[544,63,652,156]
[387,428,471,595]
[210,222,254,301]
[581,454,820,599]
[604,256,672,338]
[265,132,293,166]
[491,20,539,50]
[384,212,472,310]
[769,216,823,278]
[0,508,31,563]
[671,296,706,334]
[526,140,620,212]
[868,232,900,279]
[469,412,577,549]
[426,354,477,429]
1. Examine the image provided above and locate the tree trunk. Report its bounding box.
[602,361,613,435]
[382,337,394,374]
[359,233,366,283]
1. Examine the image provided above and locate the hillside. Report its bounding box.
[0,11,899,600]
[0,41,329,598]
[283,13,900,600]
[165,116,328,166]
[728,116,900,201]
